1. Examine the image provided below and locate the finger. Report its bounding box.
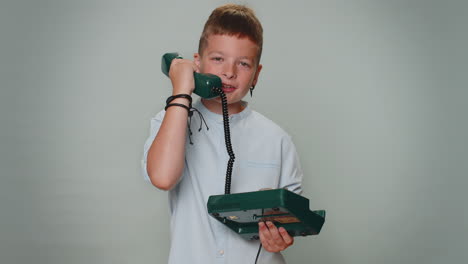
[192,61,199,72]
[267,222,288,252]
[170,57,182,66]
[172,59,197,72]
[265,221,285,249]
[262,222,288,252]
[171,58,190,66]
[258,222,272,249]
[279,227,294,245]
[260,221,273,241]
[192,60,200,73]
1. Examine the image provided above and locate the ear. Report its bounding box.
[252,64,263,87]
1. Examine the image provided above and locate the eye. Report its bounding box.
[239,61,251,68]
[211,56,223,62]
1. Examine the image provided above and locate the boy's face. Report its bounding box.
[194,34,262,107]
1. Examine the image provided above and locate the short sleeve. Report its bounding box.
[279,135,303,194]
[141,110,166,183]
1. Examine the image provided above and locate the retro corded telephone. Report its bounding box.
[161,52,325,241]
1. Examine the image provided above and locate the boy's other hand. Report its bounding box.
[168,58,198,95]
[258,221,294,252]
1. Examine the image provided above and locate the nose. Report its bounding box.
[222,62,236,79]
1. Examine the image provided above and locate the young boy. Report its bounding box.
[142,4,303,263]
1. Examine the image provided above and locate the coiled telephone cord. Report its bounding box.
[211,88,262,263]
[212,87,235,195]
[174,89,252,259]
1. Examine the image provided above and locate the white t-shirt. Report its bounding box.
[142,100,303,264]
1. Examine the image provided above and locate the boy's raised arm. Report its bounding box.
[146,58,197,190]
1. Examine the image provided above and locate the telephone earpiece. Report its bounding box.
[161,53,221,99]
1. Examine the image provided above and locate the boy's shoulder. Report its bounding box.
[247,109,292,140]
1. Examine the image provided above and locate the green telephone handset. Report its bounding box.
[161,53,222,99]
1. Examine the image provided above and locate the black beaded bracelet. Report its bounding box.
[166,94,192,105]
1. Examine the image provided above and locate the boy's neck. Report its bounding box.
[201,98,246,115]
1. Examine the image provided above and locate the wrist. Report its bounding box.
[166,94,192,106]
[169,97,191,107]
[173,85,194,96]
[165,94,191,112]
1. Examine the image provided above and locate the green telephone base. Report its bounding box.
[207,189,325,240]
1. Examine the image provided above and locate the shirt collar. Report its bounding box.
[193,99,252,124]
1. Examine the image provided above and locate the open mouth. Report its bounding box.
[222,84,236,93]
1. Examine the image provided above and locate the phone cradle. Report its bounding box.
[207,189,325,240]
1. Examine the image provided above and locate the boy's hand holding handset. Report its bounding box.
[168,57,197,97]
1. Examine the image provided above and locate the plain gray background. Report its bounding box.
[1,0,467,263]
